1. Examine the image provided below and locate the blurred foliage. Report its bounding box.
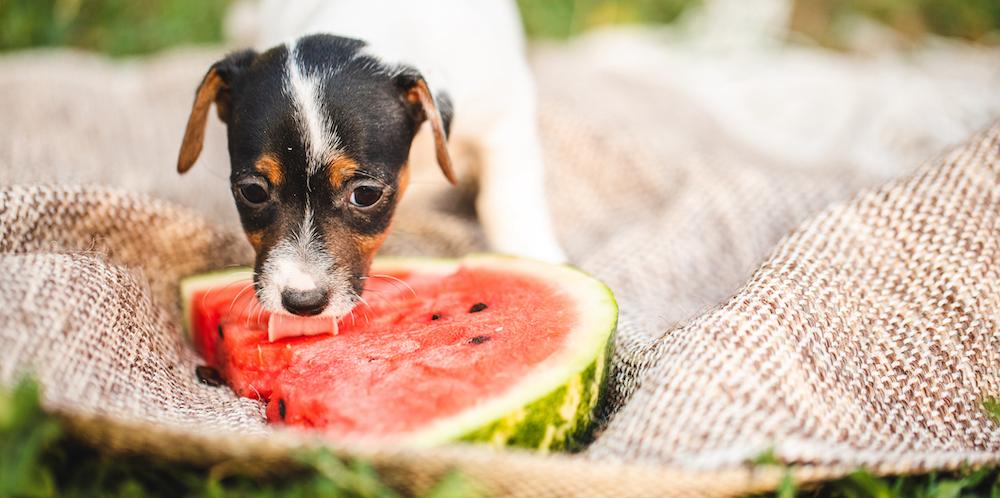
[0,0,998,56]
[825,468,1000,497]
[0,377,482,498]
[5,377,1000,497]
[0,0,228,56]
[750,449,1000,498]
[984,396,1000,425]
[515,0,699,38]
[790,0,1000,47]
[754,467,1000,498]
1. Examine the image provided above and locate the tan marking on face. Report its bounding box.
[255,154,283,186]
[356,232,390,267]
[328,156,359,188]
[320,229,389,286]
[404,86,421,105]
[246,230,264,251]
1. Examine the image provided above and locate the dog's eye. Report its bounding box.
[350,185,384,208]
[236,179,270,207]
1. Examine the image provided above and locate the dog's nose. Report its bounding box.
[280,288,329,316]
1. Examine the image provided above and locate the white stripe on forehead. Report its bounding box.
[285,40,341,175]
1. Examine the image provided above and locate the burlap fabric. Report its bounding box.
[2,36,999,496]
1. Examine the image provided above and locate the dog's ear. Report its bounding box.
[395,70,457,185]
[177,49,257,174]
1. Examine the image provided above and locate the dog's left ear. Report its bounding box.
[395,70,457,185]
[177,49,257,174]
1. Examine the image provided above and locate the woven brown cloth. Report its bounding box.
[1,44,999,496]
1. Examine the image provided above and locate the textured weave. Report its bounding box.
[1,38,999,497]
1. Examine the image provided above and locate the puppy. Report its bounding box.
[177,0,564,319]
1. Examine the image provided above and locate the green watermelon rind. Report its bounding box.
[396,254,617,450]
[178,254,618,451]
[457,333,611,451]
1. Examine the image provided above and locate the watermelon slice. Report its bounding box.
[180,255,617,450]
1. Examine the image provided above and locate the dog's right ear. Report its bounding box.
[177,49,256,174]
[393,69,457,185]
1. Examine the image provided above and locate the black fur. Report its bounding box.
[204,34,453,302]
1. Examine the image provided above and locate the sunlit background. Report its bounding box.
[1,0,998,56]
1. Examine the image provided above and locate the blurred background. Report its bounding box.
[1,0,998,56]
[2,0,999,211]
[1,0,998,222]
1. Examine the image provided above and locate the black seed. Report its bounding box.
[469,303,488,313]
[469,335,491,345]
[217,324,224,339]
[278,399,286,420]
[431,313,441,321]
[195,365,224,387]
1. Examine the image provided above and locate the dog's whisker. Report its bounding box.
[226,283,257,318]
[356,293,373,310]
[243,299,261,328]
[361,287,392,306]
[204,166,231,182]
[200,277,254,316]
[368,274,417,298]
[351,292,373,325]
[234,287,259,327]
[255,300,267,327]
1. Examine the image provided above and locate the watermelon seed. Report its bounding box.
[195,366,224,387]
[217,324,224,339]
[469,303,488,313]
[278,399,286,420]
[431,313,441,320]
[469,335,490,345]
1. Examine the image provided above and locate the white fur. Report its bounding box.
[276,259,317,291]
[231,0,567,264]
[285,41,341,175]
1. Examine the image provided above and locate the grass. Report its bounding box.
[0,0,228,56]
[750,451,1000,498]
[0,378,482,498]
[3,377,999,497]
[515,0,699,39]
[789,0,1000,48]
[983,397,1000,425]
[755,468,1000,497]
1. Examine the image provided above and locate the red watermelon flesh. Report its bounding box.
[184,259,598,443]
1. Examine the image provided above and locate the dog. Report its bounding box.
[177,0,565,319]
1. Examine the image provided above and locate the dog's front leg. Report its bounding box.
[476,105,567,263]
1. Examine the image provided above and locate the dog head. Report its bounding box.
[177,34,455,317]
